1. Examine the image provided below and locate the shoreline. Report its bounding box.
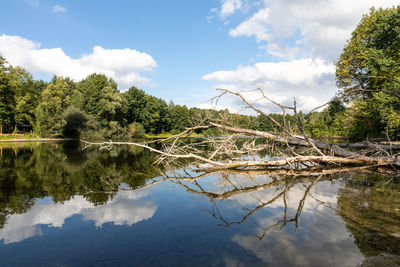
[0,138,76,143]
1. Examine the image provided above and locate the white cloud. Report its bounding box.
[203,58,335,112]
[53,4,67,13]
[220,0,242,18]
[229,7,270,41]
[229,0,399,60]
[0,34,157,89]
[197,102,233,112]
[208,0,399,112]
[0,190,157,244]
[81,191,157,227]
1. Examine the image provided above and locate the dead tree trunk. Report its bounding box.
[81,88,400,172]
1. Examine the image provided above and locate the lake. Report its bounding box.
[0,141,399,266]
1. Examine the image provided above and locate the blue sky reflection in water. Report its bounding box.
[0,177,362,266]
[1,142,399,266]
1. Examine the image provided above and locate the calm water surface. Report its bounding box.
[0,141,399,266]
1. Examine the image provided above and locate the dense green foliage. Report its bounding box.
[0,142,161,227]
[0,57,15,134]
[35,77,72,136]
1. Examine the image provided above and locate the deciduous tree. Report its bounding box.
[336,6,400,137]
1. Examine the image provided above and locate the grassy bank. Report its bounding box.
[0,133,40,140]
[145,132,205,138]
[0,133,76,143]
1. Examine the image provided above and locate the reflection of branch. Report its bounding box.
[195,156,392,172]
[256,175,323,240]
[193,172,325,241]
[83,164,387,197]
[77,163,396,204]
[135,171,212,190]
[211,165,378,176]
[213,186,291,227]
[170,178,287,200]
[293,175,323,228]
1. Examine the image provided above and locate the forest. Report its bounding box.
[0,6,399,141]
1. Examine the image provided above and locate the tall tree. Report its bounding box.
[35,77,72,137]
[168,104,190,132]
[0,57,15,134]
[78,74,123,128]
[124,86,170,133]
[123,86,147,125]
[336,6,400,137]
[9,66,42,129]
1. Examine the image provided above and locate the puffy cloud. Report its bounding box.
[0,34,157,89]
[204,58,333,85]
[53,5,67,13]
[229,0,400,60]
[229,8,270,41]
[220,0,242,18]
[208,0,399,112]
[232,215,364,267]
[0,190,157,244]
[197,102,233,112]
[81,191,157,227]
[203,58,335,112]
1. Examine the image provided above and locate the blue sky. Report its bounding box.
[0,0,398,112]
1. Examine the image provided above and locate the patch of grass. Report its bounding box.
[0,134,30,140]
[145,133,173,138]
[0,132,41,140]
[145,132,206,138]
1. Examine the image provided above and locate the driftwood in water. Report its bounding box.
[195,155,398,172]
[81,88,400,172]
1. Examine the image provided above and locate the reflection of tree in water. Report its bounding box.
[0,141,160,229]
[164,169,326,238]
[157,168,400,257]
[0,146,39,229]
[1,142,400,259]
[336,172,400,256]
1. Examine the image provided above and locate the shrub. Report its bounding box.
[128,122,146,138]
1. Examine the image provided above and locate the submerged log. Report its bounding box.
[209,122,399,166]
[210,122,400,153]
[196,155,398,172]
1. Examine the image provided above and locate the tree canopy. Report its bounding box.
[0,57,15,134]
[336,6,400,137]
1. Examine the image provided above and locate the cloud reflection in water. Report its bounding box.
[0,190,157,244]
[221,179,365,267]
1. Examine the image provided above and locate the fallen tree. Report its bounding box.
[81,88,400,172]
